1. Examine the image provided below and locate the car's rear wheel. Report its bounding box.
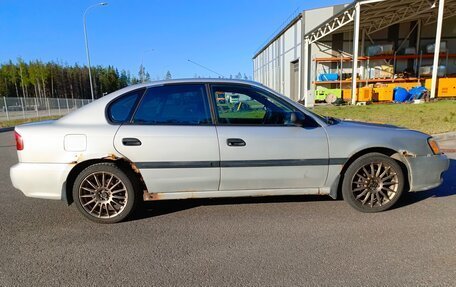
[342,153,405,212]
[73,163,137,223]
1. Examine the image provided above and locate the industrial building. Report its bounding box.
[253,0,456,106]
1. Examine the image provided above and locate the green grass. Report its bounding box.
[218,100,265,119]
[313,100,456,134]
[0,116,61,129]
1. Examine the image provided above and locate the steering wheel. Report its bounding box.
[262,108,284,125]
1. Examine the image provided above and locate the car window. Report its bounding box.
[133,84,212,125]
[108,90,142,123]
[211,85,295,125]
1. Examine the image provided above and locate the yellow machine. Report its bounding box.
[342,87,373,102]
[372,87,394,101]
[425,78,456,98]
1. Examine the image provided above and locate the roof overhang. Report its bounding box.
[252,14,302,59]
[306,0,456,44]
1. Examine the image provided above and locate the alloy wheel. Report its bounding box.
[351,162,399,208]
[78,171,128,218]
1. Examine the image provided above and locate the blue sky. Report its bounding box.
[0,0,347,79]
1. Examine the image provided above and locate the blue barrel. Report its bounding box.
[393,87,410,102]
[408,86,427,100]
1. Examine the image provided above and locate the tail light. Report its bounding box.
[15,131,24,151]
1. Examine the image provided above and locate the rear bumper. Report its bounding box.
[10,163,72,200]
[406,154,450,192]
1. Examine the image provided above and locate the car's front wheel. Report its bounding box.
[342,153,405,212]
[73,163,137,223]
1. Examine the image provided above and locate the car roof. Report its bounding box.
[57,78,328,127]
[57,79,268,125]
[123,78,265,91]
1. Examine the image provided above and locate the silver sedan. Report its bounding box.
[10,79,450,223]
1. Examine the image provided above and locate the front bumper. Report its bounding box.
[405,154,450,192]
[10,163,72,200]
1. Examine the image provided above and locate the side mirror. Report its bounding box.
[289,112,304,127]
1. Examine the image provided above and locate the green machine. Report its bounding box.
[314,88,342,103]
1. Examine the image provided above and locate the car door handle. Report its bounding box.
[122,138,142,146]
[227,138,246,147]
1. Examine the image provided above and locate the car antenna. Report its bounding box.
[187,59,225,78]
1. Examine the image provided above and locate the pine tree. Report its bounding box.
[138,64,146,83]
[165,71,172,80]
[0,59,148,99]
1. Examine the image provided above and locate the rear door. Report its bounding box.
[210,84,329,191]
[113,84,220,193]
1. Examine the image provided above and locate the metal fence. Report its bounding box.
[0,97,92,122]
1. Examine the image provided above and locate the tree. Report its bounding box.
[1,61,20,97]
[165,71,172,80]
[119,70,129,87]
[0,66,7,97]
[17,58,29,98]
[130,76,140,85]
[98,65,120,95]
[0,59,141,99]
[28,60,41,98]
[235,72,242,79]
[137,64,150,83]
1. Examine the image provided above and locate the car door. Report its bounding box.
[113,84,220,193]
[210,84,329,191]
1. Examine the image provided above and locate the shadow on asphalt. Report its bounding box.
[132,195,332,221]
[130,159,455,221]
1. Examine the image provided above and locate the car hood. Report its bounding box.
[334,119,430,138]
[337,120,405,130]
[324,119,433,157]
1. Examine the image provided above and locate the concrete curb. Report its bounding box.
[0,127,14,133]
[433,131,456,141]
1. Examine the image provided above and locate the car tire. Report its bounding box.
[73,163,138,223]
[342,153,405,213]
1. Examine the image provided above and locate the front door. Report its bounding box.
[113,84,220,193]
[210,84,329,191]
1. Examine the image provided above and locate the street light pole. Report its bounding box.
[83,2,108,101]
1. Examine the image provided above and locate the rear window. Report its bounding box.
[132,84,212,125]
[107,90,142,123]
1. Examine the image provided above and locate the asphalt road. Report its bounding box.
[1,131,455,286]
